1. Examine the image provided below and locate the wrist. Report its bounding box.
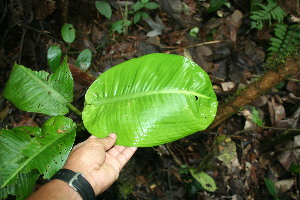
[51,169,96,200]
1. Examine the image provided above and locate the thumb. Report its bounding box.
[100,133,117,150]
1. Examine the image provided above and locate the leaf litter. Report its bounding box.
[0,0,300,199]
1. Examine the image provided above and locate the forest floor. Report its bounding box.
[0,0,300,199]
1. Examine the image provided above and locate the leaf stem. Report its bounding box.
[67,103,82,116]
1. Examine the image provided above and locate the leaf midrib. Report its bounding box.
[21,66,68,105]
[89,90,212,105]
[1,129,74,188]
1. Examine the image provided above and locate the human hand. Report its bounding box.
[63,133,137,195]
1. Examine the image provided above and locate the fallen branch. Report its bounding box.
[208,55,300,130]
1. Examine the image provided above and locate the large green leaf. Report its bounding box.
[0,170,40,200]
[3,58,74,116]
[0,116,76,191]
[83,53,218,147]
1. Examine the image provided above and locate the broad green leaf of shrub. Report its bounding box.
[95,1,112,20]
[61,23,76,43]
[189,169,217,192]
[75,49,92,71]
[3,57,74,116]
[47,45,62,72]
[83,53,218,147]
[0,170,39,200]
[0,116,76,192]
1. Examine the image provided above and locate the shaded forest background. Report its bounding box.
[0,0,300,199]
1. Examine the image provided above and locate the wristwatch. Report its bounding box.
[51,169,95,200]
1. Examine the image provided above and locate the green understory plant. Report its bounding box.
[250,0,300,67]
[95,0,159,35]
[207,0,230,13]
[264,178,280,200]
[179,165,217,194]
[129,0,160,24]
[1,53,217,199]
[48,23,92,72]
[250,0,286,30]
[267,23,300,66]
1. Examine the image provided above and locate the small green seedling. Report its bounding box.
[94,0,160,35]
[48,23,92,72]
[130,0,160,24]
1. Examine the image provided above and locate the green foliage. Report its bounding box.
[2,53,218,198]
[111,19,132,34]
[189,169,217,192]
[82,53,218,147]
[179,165,217,194]
[189,27,199,38]
[104,0,159,34]
[3,58,74,116]
[130,0,159,24]
[75,49,92,72]
[274,81,286,90]
[61,23,76,43]
[248,106,263,126]
[250,0,286,30]
[95,1,112,20]
[267,23,300,65]
[264,178,279,200]
[0,170,39,200]
[289,163,300,174]
[0,116,76,199]
[47,45,62,72]
[208,0,228,13]
[49,24,92,71]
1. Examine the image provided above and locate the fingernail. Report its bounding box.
[109,133,116,138]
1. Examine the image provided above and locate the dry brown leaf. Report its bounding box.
[12,115,39,127]
[267,96,286,127]
[277,135,300,171]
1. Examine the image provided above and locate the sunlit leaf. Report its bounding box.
[83,53,218,147]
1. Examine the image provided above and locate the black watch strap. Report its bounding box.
[51,169,95,200]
